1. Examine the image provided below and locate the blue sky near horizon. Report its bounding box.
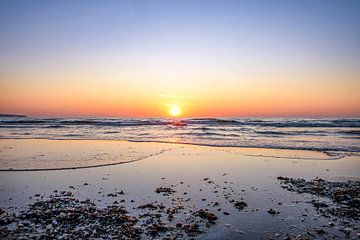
[0,0,359,117]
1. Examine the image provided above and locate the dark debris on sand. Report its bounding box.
[1,187,222,240]
[234,201,247,210]
[136,200,216,238]
[278,176,360,239]
[267,208,280,215]
[0,192,141,240]
[277,176,360,220]
[194,209,217,223]
[155,187,176,196]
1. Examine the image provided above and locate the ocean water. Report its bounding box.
[0,117,359,153]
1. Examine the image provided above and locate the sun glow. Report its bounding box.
[168,105,182,117]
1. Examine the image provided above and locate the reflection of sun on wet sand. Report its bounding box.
[0,139,359,239]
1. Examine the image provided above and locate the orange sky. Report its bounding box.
[1,66,359,117]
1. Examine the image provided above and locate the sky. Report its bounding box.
[0,0,359,117]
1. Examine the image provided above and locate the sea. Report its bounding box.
[0,117,359,154]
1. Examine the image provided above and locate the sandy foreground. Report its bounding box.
[0,139,359,239]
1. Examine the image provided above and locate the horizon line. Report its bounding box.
[1,113,360,119]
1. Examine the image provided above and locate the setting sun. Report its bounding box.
[168,105,182,117]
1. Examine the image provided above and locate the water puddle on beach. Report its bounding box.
[0,139,173,171]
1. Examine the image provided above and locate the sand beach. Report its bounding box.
[1,139,359,239]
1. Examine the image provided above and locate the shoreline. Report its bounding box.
[0,139,351,172]
[1,136,358,155]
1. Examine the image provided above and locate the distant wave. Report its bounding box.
[1,117,359,153]
[338,130,360,135]
[2,117,360,128]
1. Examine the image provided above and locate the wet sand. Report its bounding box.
[0,139,359,239]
